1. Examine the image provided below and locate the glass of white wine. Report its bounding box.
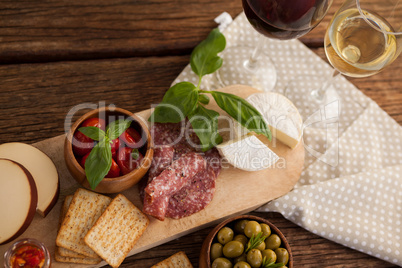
[324,0,401,79]
[285,0,401,121]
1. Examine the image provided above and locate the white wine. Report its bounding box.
[324,8,397,77]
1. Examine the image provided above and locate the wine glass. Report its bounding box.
[216,0,333,92]
[285,0,402,120]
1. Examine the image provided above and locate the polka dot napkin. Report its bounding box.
[173,12,402,266]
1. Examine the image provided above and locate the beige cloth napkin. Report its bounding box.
[173,12,402,266]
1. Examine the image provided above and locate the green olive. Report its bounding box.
[212,257,233,268]
[234,220,249,233]
[233,261,251,268]
[233,253,247,263]
[275,248,289,265]
[217,227,234,245]
[261,249,277,263]
[244,221,262,238]
[233,234,248,248]
[260,223,271,237]
[223,241,244,258]
[255,241,265,251]
[246,249,262,268]
[211,243,223,261]
[265,234,281,250]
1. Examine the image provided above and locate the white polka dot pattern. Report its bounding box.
[172,12,402,265]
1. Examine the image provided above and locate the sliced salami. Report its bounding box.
[148,146,175,181]
[143,122,222,221]
[166,167,216,219]
[142,193,170,221]
[172,142,194,160]
[150,121,201,150]
[150,122,183,147]
[203,147,222,177]
[144,152,206,199]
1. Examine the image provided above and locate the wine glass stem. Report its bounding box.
[243,35,266,72]
[311,69,340,102]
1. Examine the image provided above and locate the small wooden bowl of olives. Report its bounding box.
[199,215,293,268]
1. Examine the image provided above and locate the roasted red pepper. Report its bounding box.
[10,244,45,268]
[117,147,144,175]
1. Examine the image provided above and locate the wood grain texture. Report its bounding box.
[120,212,399,267]
[0,56,189,144]
[0,0,242,63]
[0,0,348,63]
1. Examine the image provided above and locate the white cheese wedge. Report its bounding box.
[216,133,279,171]
[236,92,303,149]
[0,143,59,217]
[0,159,38,245]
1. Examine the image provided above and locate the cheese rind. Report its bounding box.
[244,92,303,149]
[0,142,59,217]
[0,159,38,245]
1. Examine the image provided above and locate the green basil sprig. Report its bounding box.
[149,28,271,151]
[261,257,285,268]
[78,119,131,189]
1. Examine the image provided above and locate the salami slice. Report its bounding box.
[150,122,183,147]
[166,167,216,219]
[142,193,170,221]
[145,152,206,199]
[204,147,222,177]
[143,122,222,221]
[148,146,175,181]
[172,142,194,160]
[151,121,201,150]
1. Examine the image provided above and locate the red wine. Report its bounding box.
[243,0,331,40]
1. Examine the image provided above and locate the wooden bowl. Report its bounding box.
[199,215,293,268]
[64,106,154,193]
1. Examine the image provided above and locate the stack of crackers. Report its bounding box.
[55,188,149,268]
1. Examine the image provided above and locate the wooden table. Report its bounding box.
[0,0,400,267]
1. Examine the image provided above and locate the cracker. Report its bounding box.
[56,188,111,258]
[56,195,88,258]
[84,194,149,268]
[54,250,101,265]
[151,251,193,268]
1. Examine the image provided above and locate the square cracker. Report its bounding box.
[54,251,102,265]
[56,188,111,258]
[84,194,149,268]
[55,195,102,264]
[151,251,193,268]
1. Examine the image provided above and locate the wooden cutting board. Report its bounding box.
[0,85,304,267]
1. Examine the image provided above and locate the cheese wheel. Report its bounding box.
[0,143,59,217]
[0,159,38,245]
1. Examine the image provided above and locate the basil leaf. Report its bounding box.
[84,140,112,190]
[190,28,226,78]
[149,82,198,123]
[78,126,105,141]
[107,119,131,140]
[131,148,139,160]
[210,91,272,140]
[198,94,210,105]
[188,105,222,152]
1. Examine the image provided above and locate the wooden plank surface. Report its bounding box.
[0,0,343,63]
[0,0,401,267]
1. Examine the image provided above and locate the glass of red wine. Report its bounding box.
[216,0,332,92]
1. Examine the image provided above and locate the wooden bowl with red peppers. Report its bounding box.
[64,106,154,194]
